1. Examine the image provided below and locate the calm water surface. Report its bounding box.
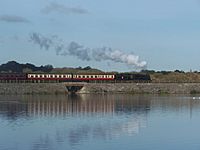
[0,94,200,150]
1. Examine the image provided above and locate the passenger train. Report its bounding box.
[0,73,151,82]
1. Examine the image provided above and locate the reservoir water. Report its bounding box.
[0,94,200,150]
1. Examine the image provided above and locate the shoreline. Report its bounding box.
[0,83,200,95]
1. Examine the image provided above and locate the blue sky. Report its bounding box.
[0,0,200,72]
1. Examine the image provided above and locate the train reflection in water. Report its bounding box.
[0,95,199,149]
[0,95,150,117]
[0,95,149,142]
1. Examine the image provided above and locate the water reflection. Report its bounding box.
[0,94,200,150]
[0,94,150,118]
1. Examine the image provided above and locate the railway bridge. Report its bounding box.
[63,82,87,93]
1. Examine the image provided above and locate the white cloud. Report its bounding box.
[0,15,30,23]
[41,2,89,15]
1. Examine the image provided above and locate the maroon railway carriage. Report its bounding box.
[27,73,72,81]
[0,73,27,80]
[72,74,115,81]
[27,73,115,82]
[0,73,151,82]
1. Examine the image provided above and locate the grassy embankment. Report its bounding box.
[150,72,200,83]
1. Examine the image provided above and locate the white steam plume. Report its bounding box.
[29,32,147,69]
[93,48,147,68]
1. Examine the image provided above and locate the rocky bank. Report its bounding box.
[0,83,200,94]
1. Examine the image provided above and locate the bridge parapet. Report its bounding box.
[63,82,87,93]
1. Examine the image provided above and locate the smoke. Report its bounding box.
[93,49,147,68]
[29,32,147,69]
[30,33,53,50]
[92,48,146,68]
[63,42,91,61]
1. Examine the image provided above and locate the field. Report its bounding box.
[150,72,200,83]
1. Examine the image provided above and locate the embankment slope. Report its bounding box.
[0,83,200,94]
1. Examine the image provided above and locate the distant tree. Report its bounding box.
[83,66,92,70]
[38,65,53,72]
[159,71,171,75]
[0,61,54,73]
[141,70,155,74]
[44,65,53,69]
[76,66,82,69]
[23,68,33,73]
[1,61,22,72]
[174,70,185,73]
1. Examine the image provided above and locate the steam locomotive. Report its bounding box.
[0,73,151,82]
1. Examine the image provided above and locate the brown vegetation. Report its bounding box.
[150,72,200,83]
